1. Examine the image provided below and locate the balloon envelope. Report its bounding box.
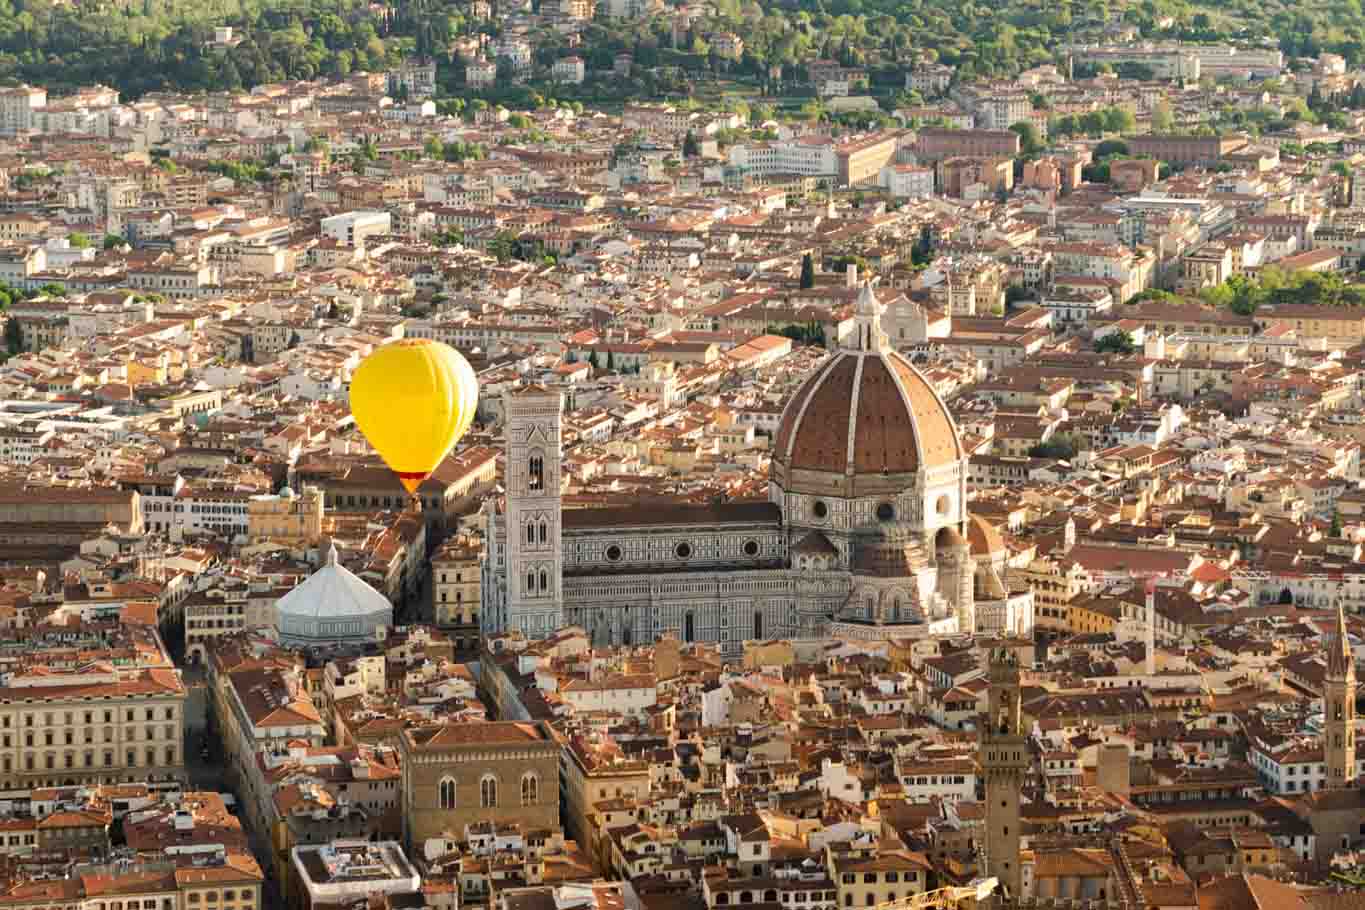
[349,339,478,495]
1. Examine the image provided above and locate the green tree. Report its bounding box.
[800,252,815,289]
[1009,121,1043,154]
[1103,107,1137,134]
[1028,432,1080,460]
[1129,289,1179,305]
[103,234,125,250]
[1095,330,1136,354]
[67,232,90,249]
[488,231,518,263]
[3,319,22,356]
[683,131,700,157]
[423,136,445,160]
[1151,102,1176,133]
[1094,139,1130,159]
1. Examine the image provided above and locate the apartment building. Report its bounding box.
[432,534,483,648]
[1125,133,1248,166]
[0,665,186,790]
[0,84,47,134]
[913,128,1020,162]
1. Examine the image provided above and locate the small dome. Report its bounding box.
[852,522,927,577]
[967,513,1005,556]
[276,543,393,646]
[279,486,296,499]
[935,526,966,549]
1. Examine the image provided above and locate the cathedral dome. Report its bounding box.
[772,282,964,496]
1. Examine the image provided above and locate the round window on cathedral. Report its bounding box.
[812,500,828,520]
[935,494,951,516]
[675,541,692,559]
[743,540,760,557]
[605,545,622,562]
[876,502,895,522]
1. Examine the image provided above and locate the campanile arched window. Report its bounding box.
[439,777,456,810]
[528,452,544,491]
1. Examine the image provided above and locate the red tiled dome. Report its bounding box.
[773,347,963,482]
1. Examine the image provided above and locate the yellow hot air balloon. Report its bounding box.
[349,339,479,496]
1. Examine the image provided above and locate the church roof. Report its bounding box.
[793,530,838,556]
[562,500,781,530]
[276,544,393,624]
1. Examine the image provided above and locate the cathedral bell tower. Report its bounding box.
[1326,603,1357,788]
[981,646,1026,898]
[501,385,565,638]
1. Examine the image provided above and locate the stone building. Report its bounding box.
[0,666,186,790]
[432,534,483,649]
[483,282,1014,653]
[247,485,324,545]
[1325,603,1356,789]
[399,721,560,857]
[982,646,1026,898]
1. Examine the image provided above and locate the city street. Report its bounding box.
[181,666,223,792]
[182,666,285,908]
[397,562,434,626]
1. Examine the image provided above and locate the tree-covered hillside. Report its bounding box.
[1,0,1365,98]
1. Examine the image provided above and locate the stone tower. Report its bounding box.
[502,385,565,638]
[981,646,1026,898]
[1326,603,1356,788]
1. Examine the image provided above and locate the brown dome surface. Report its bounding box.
[774,348,963,478]
[967,513,1005,556]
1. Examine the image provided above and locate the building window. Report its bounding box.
[528,453,544,491]
[439,777,456,810]
[522,772,539,806]
[481,774,498,808]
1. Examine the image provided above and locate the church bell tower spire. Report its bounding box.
[1326,603,1357,788]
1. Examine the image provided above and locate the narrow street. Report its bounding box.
[396,561,434,626]
[181,666,222,791]
[182,665,286,908]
